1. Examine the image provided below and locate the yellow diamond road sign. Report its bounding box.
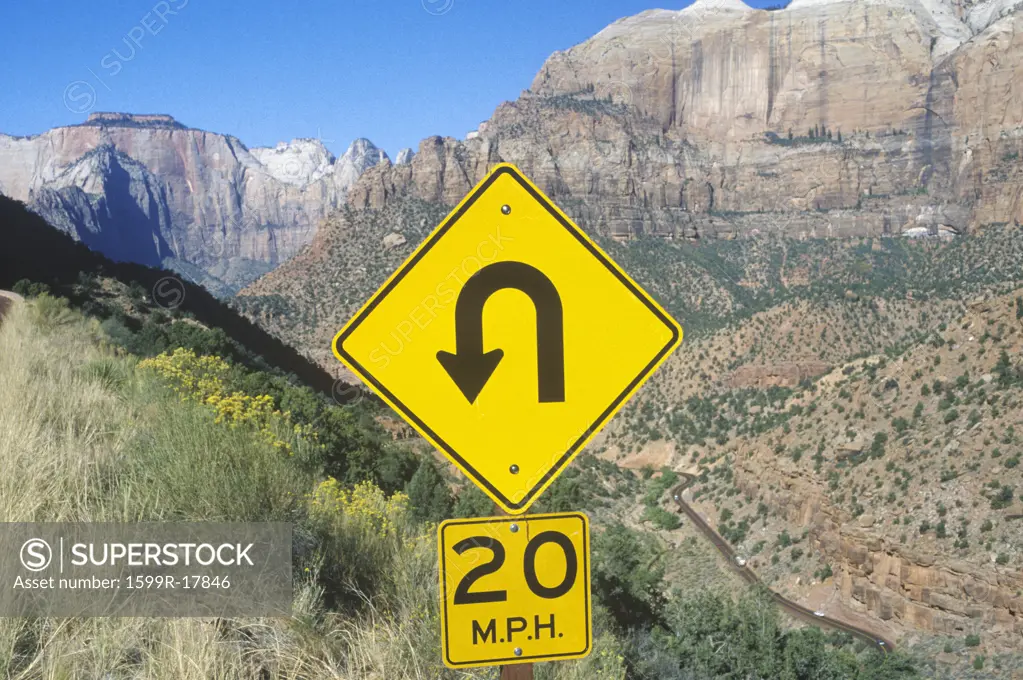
[438,512,591,668]
[333,163,682,514]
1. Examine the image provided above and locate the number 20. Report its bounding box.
[452,531,578,605]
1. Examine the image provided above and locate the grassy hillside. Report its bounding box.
[0,296,423,677]
[0,294,626,678]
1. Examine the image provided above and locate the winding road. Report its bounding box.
[671,473,895,653]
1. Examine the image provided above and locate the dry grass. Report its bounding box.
[0,297,626,679]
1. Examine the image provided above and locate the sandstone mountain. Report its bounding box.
[0,112,387,294]
[346,0,1023,241]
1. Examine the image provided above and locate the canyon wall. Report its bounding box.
[349,0,1023,241]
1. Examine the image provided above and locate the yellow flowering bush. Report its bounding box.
[306,479,422,610]
[591,641,628,679]
[138,347,229,400]
[309,479,409,539]
[139,348,316,455]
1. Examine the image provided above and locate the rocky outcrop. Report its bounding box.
[348,0,1023,240]
[28,146,172,267]
[826,531,1023,638]
[733,447,1023,645]
[78,113,185,129]
[533,0,964,136]
[727,361,832,388]
[0,113,387,293]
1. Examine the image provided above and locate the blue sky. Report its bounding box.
[2,0,783,158]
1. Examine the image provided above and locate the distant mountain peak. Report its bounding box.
[340,138,388,165]
[395,148,416,165]
[344,138,382,155]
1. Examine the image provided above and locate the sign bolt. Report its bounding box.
[514,647,523,657]
[501,204,512,215]
[510,523,519,533]
[509,464,520,474]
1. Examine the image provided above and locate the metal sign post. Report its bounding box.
[500,504,532,680]
[501,662,533,679]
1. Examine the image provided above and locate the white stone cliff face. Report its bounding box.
[249,139,337,187]
[0,113,387,292]
[349,0,1023,240]
[967,0,1023,30]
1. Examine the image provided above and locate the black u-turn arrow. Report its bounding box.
[437,261,565,404]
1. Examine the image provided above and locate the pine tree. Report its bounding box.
[995,350,1017,388]
[827,129,833,140]
[453,485,494,518]
[788,129,793,140]
[837,130,843,143]
[406,459,453,523]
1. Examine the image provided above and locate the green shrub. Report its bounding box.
[642,505,682,531]
[869,432,888,458]
[991,486,1014,510]
[592,523,666,631]
[452,484,495,518]
[404,458,452,524]
[11,278,50,297]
